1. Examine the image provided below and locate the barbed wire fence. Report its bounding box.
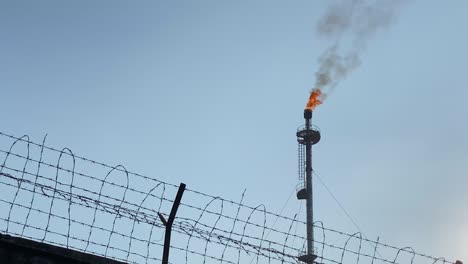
[0,131,457,264]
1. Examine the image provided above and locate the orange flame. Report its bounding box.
[305,89,322,110]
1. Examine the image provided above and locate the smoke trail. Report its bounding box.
[314,0,402,96]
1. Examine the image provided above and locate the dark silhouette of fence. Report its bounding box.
[0,131,458,264]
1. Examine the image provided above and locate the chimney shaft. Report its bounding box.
[304,109,312,129]
[297,109,320,263]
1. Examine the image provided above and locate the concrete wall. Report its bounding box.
[0,233,125,264]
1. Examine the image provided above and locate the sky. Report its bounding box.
[1,0,467,262]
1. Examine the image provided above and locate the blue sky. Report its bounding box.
[1,0,467,261]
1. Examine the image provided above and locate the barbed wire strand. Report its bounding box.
[0,131,458,264]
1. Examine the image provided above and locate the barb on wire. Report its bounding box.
[371,237,380,264]
[220,189,245,263]
[2,135,30,234]
[313,220,326,264]
[393,247,416,264]
[340,232,363,264]
[22,134,47,236]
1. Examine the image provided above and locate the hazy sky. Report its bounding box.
[1,0,467,261]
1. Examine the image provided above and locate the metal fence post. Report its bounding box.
[158,183,186,264]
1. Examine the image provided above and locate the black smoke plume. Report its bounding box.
[314,0,403,97]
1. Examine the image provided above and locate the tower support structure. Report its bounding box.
[296,109,320,264]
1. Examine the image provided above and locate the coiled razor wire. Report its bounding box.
[0,131,456,264]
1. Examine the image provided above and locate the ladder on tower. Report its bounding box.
[297,143,307,200]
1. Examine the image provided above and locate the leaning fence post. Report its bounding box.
[158,183,186,264]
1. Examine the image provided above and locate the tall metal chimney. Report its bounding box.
[297,109,321,263]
